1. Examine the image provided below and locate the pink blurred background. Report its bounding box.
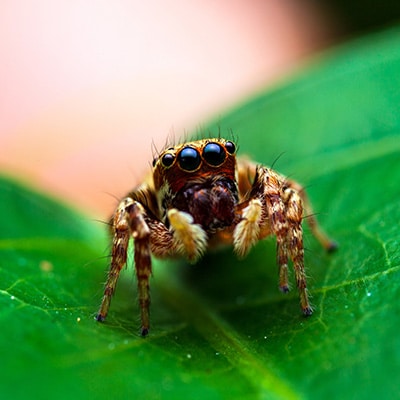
[0,0,337,217]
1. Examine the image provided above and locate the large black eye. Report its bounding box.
[225,141,236,154]
[178,147,201,171]
[203,142,226,166]
[161,153,175,167]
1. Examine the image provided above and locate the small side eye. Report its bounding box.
[203,142,226,166]
[178,147,201,171]
[161,153,175,167]
[225,141,236,154]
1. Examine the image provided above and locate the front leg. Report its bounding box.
[96,198,152,336]
[249,167,312,315]
[281,185,312,315]
[285,178,338,252]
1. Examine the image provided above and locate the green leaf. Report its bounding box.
[2,26,400,400]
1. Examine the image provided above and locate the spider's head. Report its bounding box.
[152,138,238,228]
[152,138,237,193]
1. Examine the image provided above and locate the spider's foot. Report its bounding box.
[95,313,106,322]
[140,327,149,337]
[279,285,290,294]
[302,306,313,317]
[326,240,339,253]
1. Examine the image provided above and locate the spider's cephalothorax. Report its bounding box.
[153,139,239,233]
[96,138,337,336]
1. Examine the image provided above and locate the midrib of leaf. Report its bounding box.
[154,270,304,400]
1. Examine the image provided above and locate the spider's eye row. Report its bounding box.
[160,140,236,171]
[178,147,201,171]
[225,141,236,154]
[161,153,175,167]
[203,142,226,166]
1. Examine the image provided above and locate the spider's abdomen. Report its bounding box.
[172,177,238,232]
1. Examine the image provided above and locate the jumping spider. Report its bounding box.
[96,138,336,336]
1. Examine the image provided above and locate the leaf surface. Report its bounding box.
[2,27,400,400]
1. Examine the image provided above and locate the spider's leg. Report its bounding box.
[263,178,293,295]
[277,236,290,293]
[286,179,338,252]
[129,202,152,336]
[96,198,132,323]
[250,167,312,315]
[283,186,312,315]
[97,198,152,336]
